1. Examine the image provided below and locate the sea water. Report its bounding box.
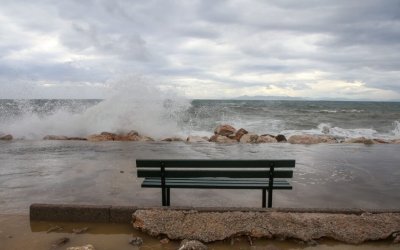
[1,94,400,213]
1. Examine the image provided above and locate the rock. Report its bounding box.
[72,227,89,234]
[46,225,63,233]
[275,134,287,142]
[391,139,400,144]
[43,135,69,140]
[372,138,389,144]
[67,137,88,140]
[178,239,207,250]
[129,236,143,246]
[394,235,400,243]
[239,133,259,143]
[0,134,13,140]
[162,137,184,142]
[51,237,70,248]
[139,136,154,142]
[209,135,236,143]
[87,132,116,141]
[160,238,170,244]
[234,128,248,141]
[214,124,236,136]
[66,245,95,250]
[257,135,277,143]
[127,130,139,136]
[186,136,209,143]
[288,135,337,144]
[345,137,375,144]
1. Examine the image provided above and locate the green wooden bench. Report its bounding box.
[136,159,295,208]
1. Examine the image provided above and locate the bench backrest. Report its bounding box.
[136,159,295,178]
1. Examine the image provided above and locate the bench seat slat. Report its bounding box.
[142,178,292,189]
[136,159,295,168]
[137,170,293,178]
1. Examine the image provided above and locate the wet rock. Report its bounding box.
[186,136,209,142]
[160,238,170,244]
[288,135,337,144]
[178,239,207,250]
[43,135,69,140]
[239,133,259,143]
[275,134,287,142]
[72,227,89,234]
[66,245,95,250]
[394,235,400,243]
[51,237,70,248]
[391,139,400,144]
[373,138,389,144]
[0,134,13,140]
[345,137,375,144]
[209,135,236,143]
[257,135,277,143]
[234,128,248,141]
[139,136,154,142]
[162,137,184,142]
[67,137,87,140]
[87,132,116,141]
[129,236,143,246]
[214,124,236,136]
[46,225,63,233]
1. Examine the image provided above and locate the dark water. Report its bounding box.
[1,140,399,214]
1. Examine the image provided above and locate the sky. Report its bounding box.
[0,0,399,100]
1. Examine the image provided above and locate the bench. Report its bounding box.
[136,159,295,208]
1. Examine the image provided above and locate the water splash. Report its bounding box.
[0,77,191,139]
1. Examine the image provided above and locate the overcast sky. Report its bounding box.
[0,0,399,100]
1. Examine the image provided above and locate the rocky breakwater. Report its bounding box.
[209,124,287,144]
[133,209,400,245]
[86,131,154,142]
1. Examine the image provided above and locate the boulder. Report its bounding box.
[209,135,236,143]
[162,137,184,142]
[372,139,389,144]
[239,133,259,143]
[67,137,87,141]
[391,139,400,144]
[288,135,337,144]
[139,136,155,142]
[87,133,115,142]
[66,245,95,250]
[345,137,375,145]
[0,134,13,140]
[127,130,139,136]
[275,134,287,142]
[257,135,277,143]
[43,135,69,140]
[214,124,236,136]
[186,136,209,143]
[178,239,207,250]
[234,128,248,141]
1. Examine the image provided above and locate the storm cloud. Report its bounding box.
[0,0,399,100]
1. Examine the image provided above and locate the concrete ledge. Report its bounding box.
[30,203,400,223]
[30,204,112,223]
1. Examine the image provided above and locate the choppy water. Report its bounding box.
[0,99,399,139]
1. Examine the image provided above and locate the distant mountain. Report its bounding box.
[233,95,306,100]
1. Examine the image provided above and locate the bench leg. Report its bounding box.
[166,188,170,206]
[268,189,273,208]
[162,187,166,206]
[262,189,266,208]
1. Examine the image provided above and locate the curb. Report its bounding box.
[29,203,400,224]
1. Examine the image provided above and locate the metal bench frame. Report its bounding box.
[136,159,295,208]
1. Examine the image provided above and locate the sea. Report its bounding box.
[1,98,400,213]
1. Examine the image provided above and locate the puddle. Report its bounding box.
[0,214,398,250]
